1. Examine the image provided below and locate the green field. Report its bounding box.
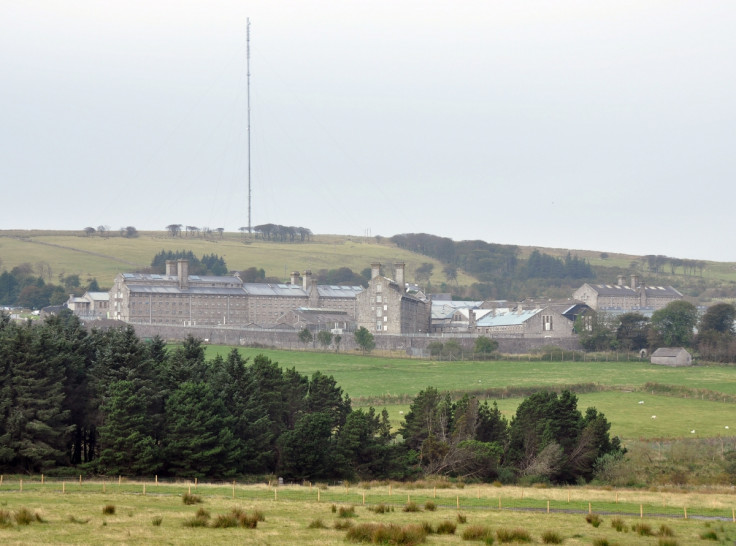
[201,346,736,442]
[0,231,476,287]
[1,480,735,545]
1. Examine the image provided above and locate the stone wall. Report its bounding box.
[125,322,581,355]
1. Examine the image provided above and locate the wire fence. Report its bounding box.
[2,476,735,522]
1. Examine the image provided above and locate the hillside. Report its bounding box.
[1,230,735,301]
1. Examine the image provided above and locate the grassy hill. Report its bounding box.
[1,230,735,296]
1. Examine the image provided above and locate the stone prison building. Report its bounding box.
[109,259,430,334]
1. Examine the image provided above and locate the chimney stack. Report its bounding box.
[303,270,312,292]
[617,274,625,286]
[371,262,381,279]
[166,260,177,277]
[630,274,639,290]
[290,271,300,285]
[394,262,405,293]
[177,259,189,290]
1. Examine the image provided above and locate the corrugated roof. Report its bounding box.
[128,285,245,296]
[318,285,364,298]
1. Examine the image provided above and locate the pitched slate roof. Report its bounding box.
[475,308,542,327]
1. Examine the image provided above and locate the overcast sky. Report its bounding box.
[2,1,735,261]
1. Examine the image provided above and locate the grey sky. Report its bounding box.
[2,1,735,261]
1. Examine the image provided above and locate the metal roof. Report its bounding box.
[318,285,364,298]
[475,308,542,327]
[127,285,245,296]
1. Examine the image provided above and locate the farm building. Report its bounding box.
[573,274,682,311]
[650,347,692,367]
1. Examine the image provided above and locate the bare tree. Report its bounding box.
[97,225,110,238]
[83,226,96,237]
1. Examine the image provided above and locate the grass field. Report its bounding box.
[0,231,476,287]
[200,346,736,442]
[1,480,735,545]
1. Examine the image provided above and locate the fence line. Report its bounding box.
[1,477,734,522]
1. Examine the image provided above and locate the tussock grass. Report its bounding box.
[334,519,354,530]
[541,530,563,543]
[210,513,238,528]
[182,492,202,505]
[367,503,394,514]
[592,540,617,546]
[585,513,602,527]
[699,530,718,540]
[658,523,675,537]
[610,517,627,532]
[402,501,421,512]
[496,527,532,543]
[657,539,678,546]
[151,515,163,526]
[338,505,357,518]
[435,520,456,534]
[633,522,653,536]
[456,513,467,524]
[423,500,436,511]
[14,507,44,525]
[346,522,428,544]
[462,524,494,541]
[66,514,90,524]
[0,509,13,528]
[101,504,115,515]
[307,518,327,529]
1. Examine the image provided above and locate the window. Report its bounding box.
[376,283,382,292]
[376,295,382,303]
[376,321,382,331]
[542,315,553,331]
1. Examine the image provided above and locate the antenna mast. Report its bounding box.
[247,18,252,235]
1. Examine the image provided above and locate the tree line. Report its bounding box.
[150,251,228,277]
[0,264,99,310]
[577,300,736,362]
[0,312,622,484]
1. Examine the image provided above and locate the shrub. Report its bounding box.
[457,513,467,524]
[424,500,437,511]
[402,501,421,512]
[633,523,653,536]
[338,505,357,518]
[610,517,627,532]
[182,493,202,505]
[151,516,163,527]
[308,518,327,529]
[435,520,456,535]
[462,524,494,541]
[496,528,532,543]
[585,513,602,527]
[541,530,563,544]
[102,504,116,515]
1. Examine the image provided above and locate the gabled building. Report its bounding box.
[573,274,682,312]
[66,291,110,319]
[355,262,431,334]
[474,305,574,338]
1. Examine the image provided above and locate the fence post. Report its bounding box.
[588,502,591,514]
[547,500,550,514]
[456,496,459,509]
[640,504,643,518]
[684,506,687,519]
[20,478,22,492]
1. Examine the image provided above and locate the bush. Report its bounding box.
[541,530,563,544]
[102,504,116,515]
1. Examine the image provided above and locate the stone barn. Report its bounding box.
[650,347,692,367]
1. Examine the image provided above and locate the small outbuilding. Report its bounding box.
[650,347,692,367]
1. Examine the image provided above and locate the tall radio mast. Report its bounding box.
[247,18,252,236]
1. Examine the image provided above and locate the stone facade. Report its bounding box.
[66,291,109,319]
[355,262,431,334]
[573,274,682,311]
[474,306,574,339]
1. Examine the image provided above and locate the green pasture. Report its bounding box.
[0,231,475,287]
[1,481,735,545]
[201,346,736,441]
